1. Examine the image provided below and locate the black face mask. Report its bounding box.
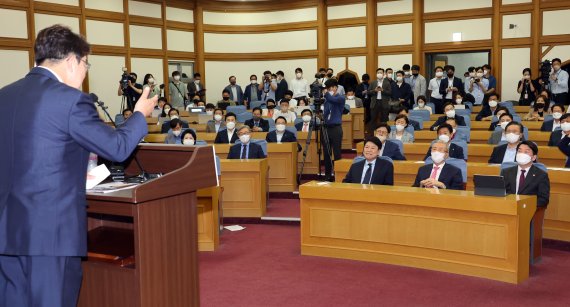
[193,99,199,104]
[412,73,419,77]
[223,97,229,101]
[536,103,545,109]
[267,105,275,109]
[327,73,333,78]
[447,73,454,78]
[320,73,326,78]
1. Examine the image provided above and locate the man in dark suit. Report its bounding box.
[413,140,464,190]
[488,122,524,164]
[160,108,189,133]
[548,113,570,146]
[227,126,266,159]
[245,107,269,132]
[475,93,500,121]
[243,74,262,107]
[343,137,394,185]
[0,25,155,307]
[541,104,565,132]
[558,134,570,168]
[368,68,392,124]
[423,124,465,160]
[224,75,244,105]
[373,123,406,160]
[430,102,467,130]
[266,116,297,143]
[214,112,239,144]
[187,72,205,101]
[391,70,413,109]
[275,70,288,101]
[438,65,464,104]
[296,109,314,132]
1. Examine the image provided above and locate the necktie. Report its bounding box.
[518,169,526,194]
[362,163,373,184]
[241,145,247,159]
[430,165,440,179]
[303,123,309,132]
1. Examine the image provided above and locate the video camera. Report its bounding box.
[120,67,132,90]
[539,60,552,85]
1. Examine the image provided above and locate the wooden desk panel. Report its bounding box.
[196,187,221,251]
[300,182,536,284]
[297,132,319,175]
[219,159,268,217]
[351,108,365,140]
[342,114,353,150]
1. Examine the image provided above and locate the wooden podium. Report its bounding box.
[78,144,218,307]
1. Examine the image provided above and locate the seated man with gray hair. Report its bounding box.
[227,125,266,159]
[413,140,464,190]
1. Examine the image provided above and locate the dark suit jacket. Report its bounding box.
[382,140,406,161]
[243,84,262,104]
[424,143,465,160]
[501,165,550,207]
[342,158,394,185]
[0,67,148,256]
[409,119,421,131]
[227,142,266,159]
[266,130,297,143]
[295,121,314,132]
[558,135,570,167]
[475,106,497,121]
[187,80,205,100]
[548,130,564,146]
[214,129,239,144]
[276,79,288,101]
[368,78,392,110]
[541,120,559,132]
[245,118,270,132]
[161,120,189,133]
[488,143,509,164]
[413,163,464,190]
[438,77,465,97]
[391,82,413,109]
[224,84,244,104]
[430,115,466,130]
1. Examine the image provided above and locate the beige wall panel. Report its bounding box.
[328,26,366,49]
[543,10,570,36]
[328,57,346,75]
[129,25,162,49]
[542,45,570,63]
[128,0,161,19]
[348,56,367,77]
[378,54,412,70]
[327,3,366,20]
[0,50,29,88]
[501,48,530,101]
[204,30,317,53]
[88,55,126,117]
[502,0,531,4]
[166,6,193,23]
[424,18,491,43]
[378,23,412,46]
[167,30,194,52]
[377,0,412,16]
[204,58,317,105]
[35,0,78,6]
[85,0,123,12]
[203,8,317,26]
[35,13,80,35]
[502,14,531,39]
[131,57,164,89]
[424,0,491,13]
[86,20,124,46]
[0,9,27,39]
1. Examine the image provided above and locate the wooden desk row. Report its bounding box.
[410,120,543,132]
[333,160,570,242]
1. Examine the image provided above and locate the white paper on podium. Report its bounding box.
[86,164,111,190]
[224,225,246,232]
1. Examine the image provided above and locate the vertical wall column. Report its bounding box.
[123,0,132,72]
[317,0,327,69]
[531,0,540,76]
[412,0,423,71]
[492,0,501,93]
[366,0,377,74]
[194,3,205,86]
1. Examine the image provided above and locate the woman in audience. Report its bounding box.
[517,68,538,106]
[165,119,183,144]
[181,129,197,146]
[454,92,472,109]
[297,97,308,107]
[524,95,547,121]
[413,95,432,114]
[262,99,277,117]
[160,103,173,118]
[467,67,488,105]
[389,114,414,143]
[143,73,160,98]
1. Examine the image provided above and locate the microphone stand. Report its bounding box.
[93,97,149,183]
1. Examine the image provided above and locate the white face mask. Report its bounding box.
[328,91,334,96]
[455,99,463,105]
[435,71,444,78]
[552,112,563,120]
[183,138,195,145]
[500,121,510,130]
[296,73,302,79]
[476,72,484,78]
[404,71,411,76]
[488,100,498,108]
[418,102,425,108]
[226,121,236,130]
[438,134,450,143]
[206,110,214,116]
[173,75,180,81]
[376,135,387,143]
[469,72,475,77]
[250,80,257,84]
[172,130,181,137]
[431,151,446,164]
[553,65,561,71]
[302,115,311,122]
[347,95,355,100]
[377,73,383,79]
[271,79,276,82]
[148,78,155,84]
[214,114,222,121]
[276,124,286,132]
[395,124,405,132]
[505,133,520,144]
[164,108,171,114]
[561,122,570,132]
[445,110,456,118]
[483,70,489,75]
[194,80,200,84]
[516,153,532,165]
[239,134,250,144]
[396,76,403,82]
[170,115,179,120]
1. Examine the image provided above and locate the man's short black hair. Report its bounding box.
[263,70,271,75]
[169,118,181,129]
[225,112,236,121]
[362,73,370,81]
[434,66,443,71]
[194,73,201,78]
[222,89,230,95]
[275,116,287,124]
[34,25,91,66]
[396,70,405,76]
[295,67,303,73]
[172,71,181,77]
[468,66,475,73]
[324,78,338,89]
[228,75,236,81]
[560,113,570,121]
[276,70,284,76]
[437,123,453,135]
[411,65,420,71]
[266,99,275,104]
[130,72,137,79]
[285,90,294,96]
[205,103,216,109]
[443,102,454,110]
[168,108,179,116]
[301,109,313,116]
[551,104,565,112]
[505,121,523,133]
[517,140,538,156]
[552,58,562,65]
[489,93,500,100]
[499,113,513,121]
[250,74,257,80]
[280,99,290,105]
[364,136,383,151]
[158,97,168,103]
[252,107,262,113]
[483,64,492,70]
[122,109,132,116]
[402,64,411,70]
[181,129,196,142]
[444,65,455,72]
[375,122,391,134]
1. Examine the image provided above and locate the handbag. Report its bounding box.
[171,81,189,107]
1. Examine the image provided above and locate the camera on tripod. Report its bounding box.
[539,60,552,85]
[120,67,131,90]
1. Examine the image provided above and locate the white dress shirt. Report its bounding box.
[289,78,310,98]
[276,132,284,143]
[360,159,377,184]
[226,129,235,144]
[376,79,383,99]
[273,110,297,123]
[428,78,442,99]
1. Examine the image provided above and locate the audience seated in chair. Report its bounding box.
[245,107,270,132]
[266,116,297,143]
[389,114,414,143]
[541,104,566,132]
[343,137,394,185]
[413,140,464,190]
[487,106,510,131]
[475,93,500,121]
[397,107,421,131]
[214,112,239,144]
[548,113,570,146]
[373,123,406,160]
[161,108,189,133]
[430,102,466,131]
[296,109,314,132]
[180,129,197,146]
[423,124,464,161]
[523,95,547,121]
[227,126,266,159]
[488,113,516,144]
[207,108,226,133]
[164,119,183,144]
[489,122,524,164]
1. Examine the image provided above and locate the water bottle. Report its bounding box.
[87,153,98,172]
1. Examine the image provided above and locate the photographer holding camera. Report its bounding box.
[258,70,277,103]
[467,66,488,105]
[117,70,143,110]
[322,78,345,181]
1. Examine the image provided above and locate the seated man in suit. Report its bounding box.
[444,117,460,141]
[343,137,394,185]
[214,112,239,144]
[423,123,465,160]
[164,119,184,144]
[161,108,189,133]
[488,113,514,144]
[206,108,226,133]
[548,113,570,146]
[488,121,524,164]
[429,102,466,131]
[266,116,297,143]
[397,107,421,131]
[475,93,500,121]
[296,109,314,132]
[541,104,565,132]
[413,140,464,190]
[227,125,266,159]
[373,123,406,160]
[245,107,270,132]
[216,89,236,107]
[558,132,570,168]
[487,106,510,131]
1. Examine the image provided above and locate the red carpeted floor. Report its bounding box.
[265,198,300,218]
[199,224,570,307]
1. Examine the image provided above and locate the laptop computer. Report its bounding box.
[187,107,205,113]
[473,175,507,197]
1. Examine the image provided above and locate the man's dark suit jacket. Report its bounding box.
[423,143,465,160]
[438,77,465,97]
[227,142,266,159]
[430,115,467,130]
[413,163,464,190]
[342,158,394,185]
[214,129,239,144]
[0,67,148,256]
[245,118,270,132]
[475,106,497,121]
[540,120,559,132]
[275,79,288,101]
[500,165,550,207]
[382,140,406,161]
[295,121,314,131]
[243,84,262,105]
[548,129,564,146]
[266,130,297,143]
[187,80,205,100]
[558,135,570,167]
[408,119,421,131]
[488,143,509,164]
[160,119,189,133]
[391,82,413,108]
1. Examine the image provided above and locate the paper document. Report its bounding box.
[87,182,139,194]
[345,100,356,109]
[86,164,111,189]
[224,225,246,232]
